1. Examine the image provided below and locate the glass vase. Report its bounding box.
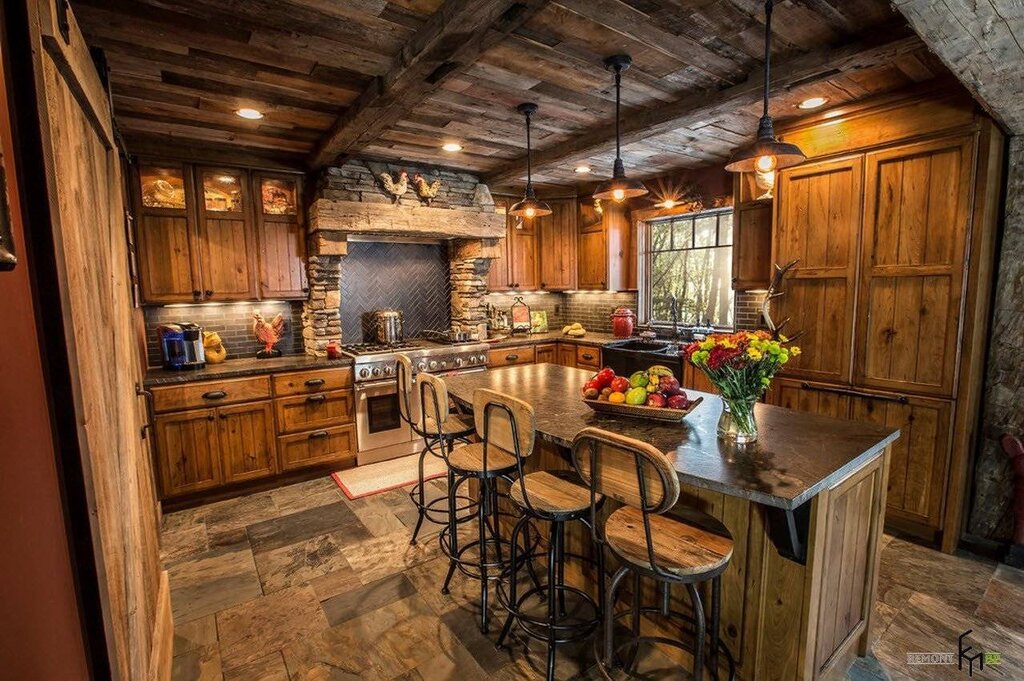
[717,396,759,444]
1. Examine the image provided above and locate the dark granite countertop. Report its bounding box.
[444,364,900,510]
[484,331,619,348]
[144,355,353,387]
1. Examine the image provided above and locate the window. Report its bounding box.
[643,208,734,328]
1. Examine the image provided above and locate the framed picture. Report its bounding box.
[510,296,531,334]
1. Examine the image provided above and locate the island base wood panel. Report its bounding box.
[507,439,891,681]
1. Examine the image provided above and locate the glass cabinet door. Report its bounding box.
[202,170,244,212]
[260,177,297,215]
[139,165,186,210]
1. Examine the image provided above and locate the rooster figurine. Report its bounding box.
[252,310,286,359]
[379,170,408,203]
[413,174,442,206]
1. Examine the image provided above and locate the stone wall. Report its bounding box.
[969,136,1024,542]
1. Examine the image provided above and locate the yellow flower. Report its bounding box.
[747,347,763,361]
[790,346,802,357]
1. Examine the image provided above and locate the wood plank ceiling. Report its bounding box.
[72,0,949,187]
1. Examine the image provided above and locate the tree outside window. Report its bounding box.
[644,209,734,327]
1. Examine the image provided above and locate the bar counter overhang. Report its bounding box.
[444,363,901,681]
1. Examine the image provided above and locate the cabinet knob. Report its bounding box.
[192,289,201,301]
[582,353,594,361]
[506,354,519,362]
[306,394,327,403]
[541,282,547,288]
[304,378,326,388]
[204,289,214,298]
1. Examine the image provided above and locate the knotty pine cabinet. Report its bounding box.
[731,173,773,290]
[577,198,633,291]
[769,91,1005,548]
[132,161,306,304]
[488,197,576,291]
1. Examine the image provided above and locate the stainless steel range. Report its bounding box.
[341,338,489,465]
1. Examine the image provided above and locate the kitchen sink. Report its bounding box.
[602,338,683,377]
[604,339,675,353]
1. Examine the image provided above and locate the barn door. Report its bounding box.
[31,3,169,680]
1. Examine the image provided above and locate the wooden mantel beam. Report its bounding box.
[308,0,547,168]
[484,28,924,186]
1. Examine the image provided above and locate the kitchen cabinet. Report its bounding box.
[766,378,850,420]
[574,344,601,370]
[682,363,719,395]
[132,160,306,304]
[489,196,576,292]
[556,343,577,368]
[487,199,512,291]
[535,343,556,364]
[508,217,540,290]
[488,344,536,368]
[150,366,354,500]
[538,199,577,290]
[577,198,632,291]
[732,173,773,290]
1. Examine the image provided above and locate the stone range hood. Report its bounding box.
[302,160,504,355]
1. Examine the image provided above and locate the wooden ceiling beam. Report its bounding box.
[307,0,548,168]
[484,28,924,185]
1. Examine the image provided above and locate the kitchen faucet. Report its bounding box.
[669,293,680,340]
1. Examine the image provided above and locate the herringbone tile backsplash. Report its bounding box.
[340,241,452,342]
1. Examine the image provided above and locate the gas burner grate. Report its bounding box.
[419,329,473,345]
[339,341,423,355]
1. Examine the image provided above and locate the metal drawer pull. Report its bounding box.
[798,382,908,404]
[581,353,594,361]
[306,394,327,403]
[309,430,329,439]
[506,353,519,361]
[304,378,326,388]
[202,390,227,400]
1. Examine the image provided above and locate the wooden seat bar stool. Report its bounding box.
[571,427,736,680]
[396,354,475,545]
[495,412,606,680]
[440,387,536,634]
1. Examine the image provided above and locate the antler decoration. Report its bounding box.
[762,259,804,342]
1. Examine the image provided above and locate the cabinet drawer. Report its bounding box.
[575,344,601,369]
[273,367,352,396]
[277,424,356,472]
[152,376,271,413]
[275,390,354,434]
[488,345,535,367]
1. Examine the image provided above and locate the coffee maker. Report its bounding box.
[158,323,206,370]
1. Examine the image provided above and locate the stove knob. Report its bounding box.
[455,358,464,368]
[359,368,370,379]
[478,354,488,364]
[429,360,438,370]
[383,365,393,376]
[440,360,448,369]
[416,361,427,372]
[371,367,381,377]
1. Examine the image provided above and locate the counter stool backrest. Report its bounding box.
[571,427,680,514]
[473,388,535,460]
[396,353,415,426]
[418,372,451,432]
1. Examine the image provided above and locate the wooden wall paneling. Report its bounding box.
[218,400,277,483]
[33,1,168,676]
[538,197,577,290]
[773,156,863,384]
[253,171,308,299]
[855,135,975,398]
[195,166,256,300]
[154,408,223,496]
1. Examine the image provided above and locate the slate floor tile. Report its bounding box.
[222,650,290,681]
[170,645,221,681]
[320,572,418,626]
[248,502,370,553]
[253,531,353,594]
[341,528,442,584]
[172,614,218,657]
[975,563,1024,633]
[204,491,279,535]
[169,540,262,622]
[308,563,364,601]
[878,538,996,614]
[161,524,209,566]
[270,477,343,516]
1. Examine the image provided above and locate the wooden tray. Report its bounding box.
[582,395,703,422]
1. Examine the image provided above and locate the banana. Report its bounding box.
[648,365,675,378]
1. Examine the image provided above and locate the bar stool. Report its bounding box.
[495,441,605,680]
[395,354,475,545]
[440,388,534,634]
[571,427,736,681]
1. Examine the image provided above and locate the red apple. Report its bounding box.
[594,367,615,389]
[646,393,667,408]
[610,376,630,393]
[659,376,682,396]
[667,394,690,410]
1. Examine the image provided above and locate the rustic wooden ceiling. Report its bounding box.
[72,0,948,186]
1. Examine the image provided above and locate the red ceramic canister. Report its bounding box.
[609,307,637,338]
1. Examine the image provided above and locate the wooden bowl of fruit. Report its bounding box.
[581,366,702,422]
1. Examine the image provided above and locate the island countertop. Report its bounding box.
[444,363,900,510]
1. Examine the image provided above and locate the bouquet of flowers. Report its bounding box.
[684,331,800,443]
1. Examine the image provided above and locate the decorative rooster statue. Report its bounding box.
[412,173,442,206]
[378,170,408,203]
[252,310,286,359]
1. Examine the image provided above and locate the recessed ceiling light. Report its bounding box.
[442,142,463,152]
[235,108,264,120]
[797,96,828,110]
[574,165,592,174]
[661,199,676,209]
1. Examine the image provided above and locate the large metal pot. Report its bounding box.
[372,309,404,345]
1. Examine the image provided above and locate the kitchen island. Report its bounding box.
[444,363,900,681]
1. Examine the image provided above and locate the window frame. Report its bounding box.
[637,206,735,330]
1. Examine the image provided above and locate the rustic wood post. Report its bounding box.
[1002,434,1024,567]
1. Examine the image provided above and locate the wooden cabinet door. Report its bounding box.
[509,217,539,290]
[575,344,602,370]
[133,162,200,303]
[255,172,306,299]
[196,167,256,301]
[275,390,355,434]
[557,343,577,367]
[487,198,512,291]
[535,343,556,364]
[154,408,223,496]
[217,401,277,483]
[733,202,772,290]
[855,136,975,398]
[577,227,606,289]
[773,156,862,384]
[849,392,952,532]
[278,424,356,472]
[765,379,852,419]
[682,363,719,395]
[538,199,577,290]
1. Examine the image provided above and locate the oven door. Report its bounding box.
[354,379,421,465]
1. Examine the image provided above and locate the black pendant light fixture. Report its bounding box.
[725,0,806,174]
[509,102,552,219]
[593,54,648,202]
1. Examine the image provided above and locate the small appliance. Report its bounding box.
[157,322,206,370]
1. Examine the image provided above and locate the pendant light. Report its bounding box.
[593,54,648,202]
[509,103,552,219]
[725,0,806,174]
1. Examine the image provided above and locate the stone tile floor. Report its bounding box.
[165,476,1024,681]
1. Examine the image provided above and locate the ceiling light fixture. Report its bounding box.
[725,0,806,174]
[509,103,552,220]
[574,165,592,174]
[235,108,264,120]
[661,199,676,209]
[593,54,648,202]
[441,142,463,152]
[797,96,828,109]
